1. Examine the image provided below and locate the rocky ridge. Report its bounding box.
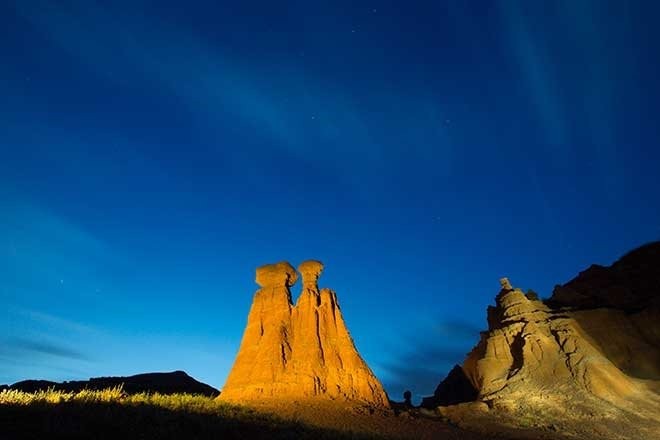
[5,371,218,396]
[430,242,660,439]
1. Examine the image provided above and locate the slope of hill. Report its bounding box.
[7,371,218,396]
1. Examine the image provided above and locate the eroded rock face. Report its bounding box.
[448,242,660,437]
[219,260,389,407]
[463,280,641,403]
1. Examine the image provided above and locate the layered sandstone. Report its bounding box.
[431,242,660,439]
[462,277,642,403]
[219,260,389,407]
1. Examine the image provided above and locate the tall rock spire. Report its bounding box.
[219,260,389,407]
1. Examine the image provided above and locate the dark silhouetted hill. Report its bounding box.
[9,371,219,396]
[549,240,660,311]
[420,365,477,408]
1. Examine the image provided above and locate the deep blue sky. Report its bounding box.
[1,0,659,402]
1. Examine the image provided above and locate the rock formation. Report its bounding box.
[429,242,660,438]
[219,260,389,407]
[462,276,644,403]
[461,242,660,404]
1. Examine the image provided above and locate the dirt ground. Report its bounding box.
[243,392,660,440]
[243,400,549,440]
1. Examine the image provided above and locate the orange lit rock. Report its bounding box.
[255,261,298,288]
[219,260,389,407]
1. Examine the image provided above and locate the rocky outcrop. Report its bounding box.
[459,243,660,405]
[219,260,389,407]
[429,242,660,439]
[462,277,642,403]
[549,241,660,312]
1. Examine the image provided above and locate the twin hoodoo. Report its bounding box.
[219,260,389,407]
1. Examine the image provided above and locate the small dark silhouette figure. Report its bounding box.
[403,390,413,407]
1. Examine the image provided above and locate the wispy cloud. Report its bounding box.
[9,0,452,191]
[497,0,623,198]
[380,318,481,402]
[0,353,92,385]
[11,308,98,335]
[1,307,98,362]
[497,1,568,149]
[3,337,88,361]
[0,306,100,383]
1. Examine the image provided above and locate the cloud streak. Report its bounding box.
[0,307,99,383]
[12,308,99,335]
[3,337,89,361]
[380,318,482,403]
[9,0,452,191]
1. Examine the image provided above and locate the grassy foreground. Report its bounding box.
[0,387,380,439]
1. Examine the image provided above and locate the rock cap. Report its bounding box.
[255,261,298,287]
[499,277,513,291]
[298,260,324,289]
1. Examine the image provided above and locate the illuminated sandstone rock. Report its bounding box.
[255,261,298,288]
[463,279,639,403]
[460,243,660,410]
[219,260,389,407]
[423,244,660,438]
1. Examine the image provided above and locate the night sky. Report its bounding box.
[1,1,659,402]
